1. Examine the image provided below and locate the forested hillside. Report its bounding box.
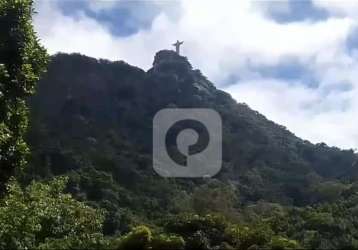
[24,50,358,248]
[2,0,358,249]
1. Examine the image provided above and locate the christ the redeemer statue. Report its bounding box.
[173,40,184,54]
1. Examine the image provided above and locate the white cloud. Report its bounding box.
[88,0,118,12]
[34,0,358,149]
[224,78,358,149]
[312,0,358,17]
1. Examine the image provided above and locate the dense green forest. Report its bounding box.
[2,0,358,249]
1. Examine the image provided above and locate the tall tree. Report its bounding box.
[0,0,48,191]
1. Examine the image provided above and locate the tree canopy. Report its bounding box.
[0,0,48,191]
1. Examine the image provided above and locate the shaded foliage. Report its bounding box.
[0,0,48,192]
[0,177,106,249]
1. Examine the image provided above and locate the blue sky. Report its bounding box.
[260,0,329,23]
[56,0,176,36]
[34,0,358,149]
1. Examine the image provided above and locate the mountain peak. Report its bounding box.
[152,50,192,70]
[148,50,217,100]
